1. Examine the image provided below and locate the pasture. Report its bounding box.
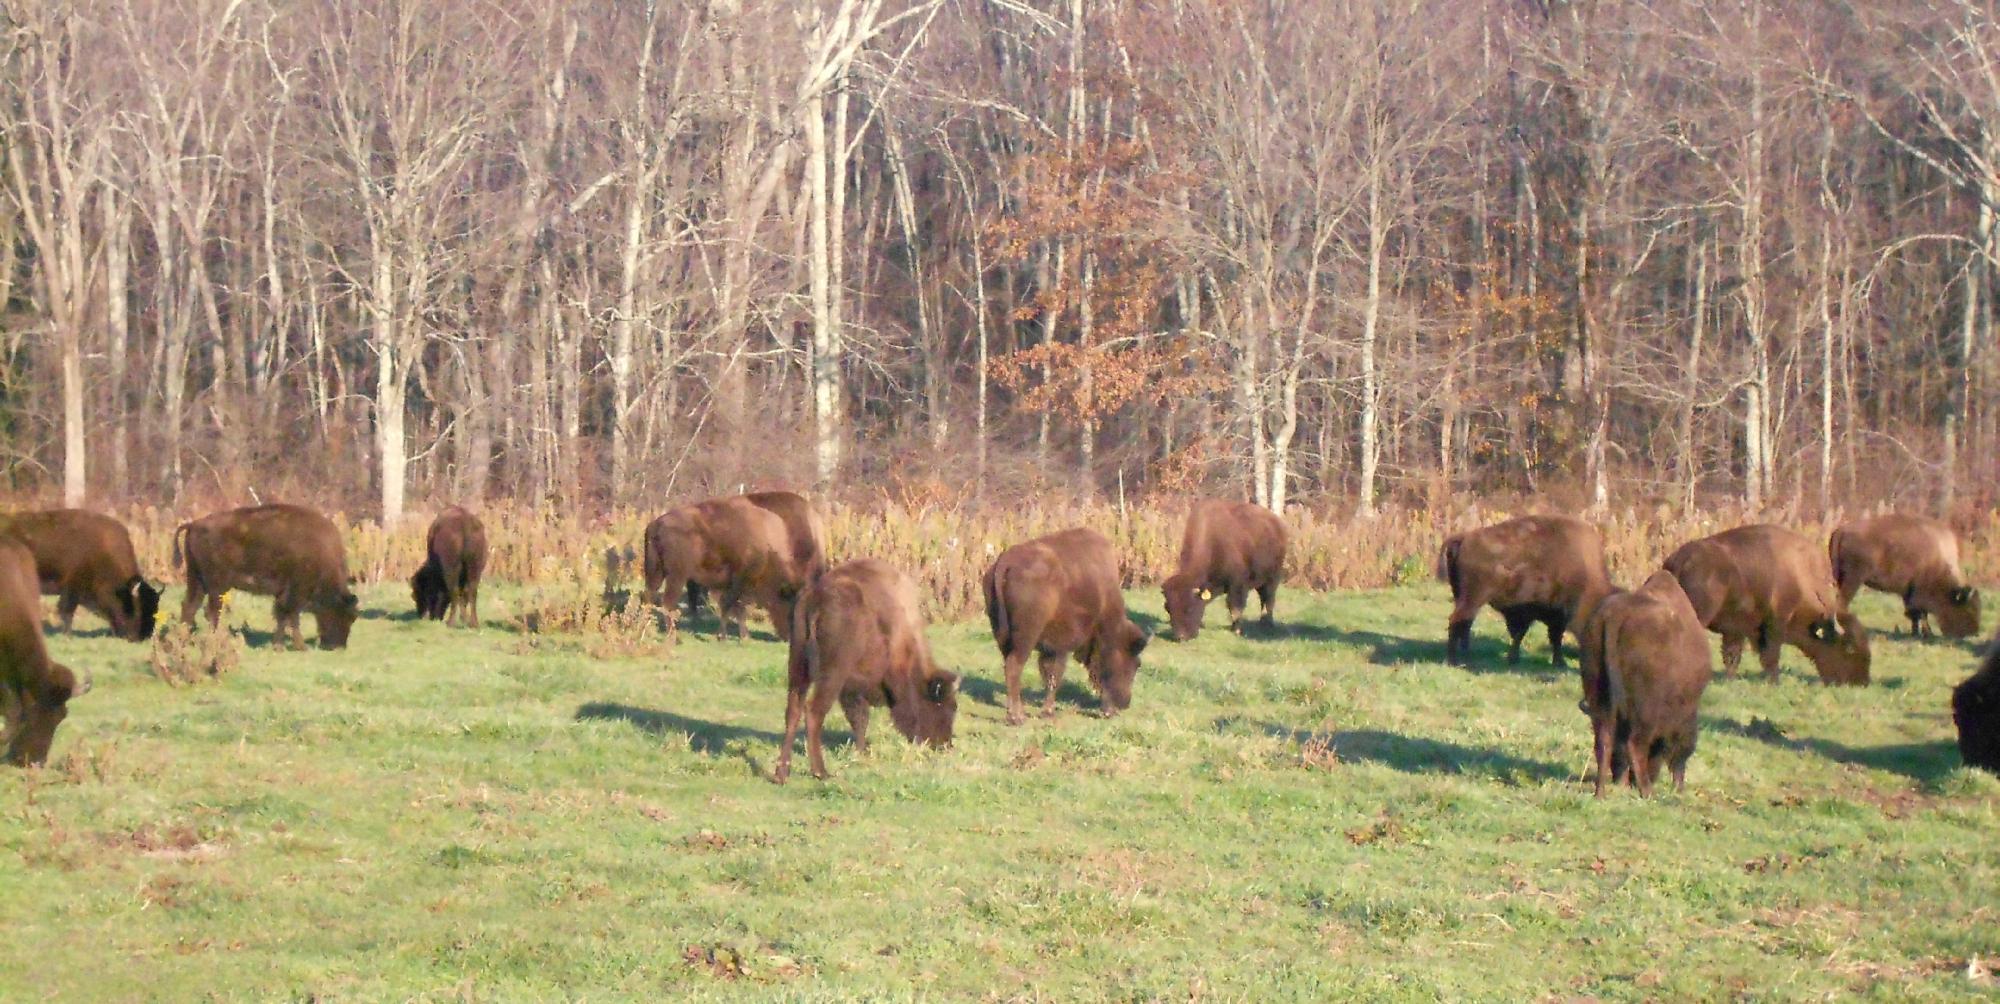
[2,583,1995,1001]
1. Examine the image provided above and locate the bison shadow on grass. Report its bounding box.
[953,673,1099,713]
[1277,624,1556,675]
[1216,718,1568,784]
[1708,716,1959,783]
[575,702,815,764]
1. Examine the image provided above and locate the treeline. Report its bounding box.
[0,0,1996,523]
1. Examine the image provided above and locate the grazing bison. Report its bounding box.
[0,537,88,766]
[1664,524,1870,685]
[0,509,160,641]
[410,506,488,627]
[1578,570,1713,798]
[1829,514,1981,639]
[983,528,1149,725]
[1161,499,1288,641]
[1436,514,1612,668]
[685,490,829,616]
[642,496,804,641]
[1953,636,2000,774]
[774,559,958,783]
[174,504,360,650]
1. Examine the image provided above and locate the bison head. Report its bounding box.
[909,670,959,748]
[1161,574,1209,641]
[116,576,163,641]
[4,662,77,768]
[410,563,449,620]
[1801,611,1871,686]
[1936,585,1982,640]
[1086,618,1149,715]
[316,592,360,649]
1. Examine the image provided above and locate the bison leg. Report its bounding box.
[1755,623,1783,683]
[1669,736,1693,794]
[1501,608,1535,665]
[55,591,79,633]
[465,582,480,630]
[1001,648,1031,727]
[1256,582,1278,628]
[203,592,224,630]
[1226,585,1250,634]
[840,692,871,754]
[180,583,207,627]
[1592,714,1617,799]
[804,684,842,780]
[1625,727,1654,798]
[1037,651,1068,718]
[1545,612,1571,669]
[1719,634,1745,675]
[776,681,808,784]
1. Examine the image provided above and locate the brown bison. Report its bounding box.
[1161,499,1288,641]
[983,528,1149,725]
[0,509,160,641]
[0,536,88,766]
[1436,514,1612,668]
[1830,513,1981,639]
[174,504,360,650]
[1953,635,2000,774]
[1577,570,1714,798]
[410,506,488,627]
[774,559,958,783]
[642,496,804,640]
[1663,524,1870,685]
[684,491,829,616]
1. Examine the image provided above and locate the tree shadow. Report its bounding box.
[1215,718,1569,784]
[1708,716,1960,783]
[575,702,814,771]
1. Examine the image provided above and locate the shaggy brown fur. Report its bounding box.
[410,507,488,627]
[174,504,359,650]
[1436,514,1612,668]
[1161,499,1288,641]
[642,496,804,641]
[0,536,87,766]
[0,509,160,642]
[983,528,1149,725]
[1664,524,1869,686]
[1578,570,1714,798]
[1829,514,1980,639]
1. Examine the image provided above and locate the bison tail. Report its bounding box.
[984,564,1011,655]
[171,523,190,570]
[1436,536,1463,596]
[787,595,816,694]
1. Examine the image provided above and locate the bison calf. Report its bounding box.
[1830,514,1981,639]
[984,528,1149,725]
[1437,514,1612,668]
[1953,637,2000,774]
[775,559,958,783]
[1665,524,1870,686]
[642,496,804,641]
[410,506,488,627]
[1578,570,1713,798]
[0,537,88,766]
[174,504,360,650]
[0,509,160,642]
[1161,499,1287,641]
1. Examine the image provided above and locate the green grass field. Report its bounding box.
[3,584,1996,1001]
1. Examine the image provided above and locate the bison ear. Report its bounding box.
[1129,625,1150,656]
[1951,586,1975,606]
[924,672,957,703]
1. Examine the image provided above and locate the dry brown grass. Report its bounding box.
[94,498,2000,622]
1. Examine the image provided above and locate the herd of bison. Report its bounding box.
[1,495,1997,794]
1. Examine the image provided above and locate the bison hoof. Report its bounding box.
[1006,713,1025,727]
[772,767,790,785]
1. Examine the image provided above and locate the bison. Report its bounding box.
[174,504,360,650]
[0,536,88,766]
[774,558,958,783]
[983,527,1149,725]
[1664,524,1870,685]
[410,506,488,627]
[642,496,804,641]
[684,490,828,617]
[1830,513,1981,639]
[1952,635,2000,774]
[1436,514,1612,668]
[1577,570,1714,798]
[1161,499,1288,641]
[0,509,160,642]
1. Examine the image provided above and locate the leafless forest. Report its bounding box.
[2,0,1997,525]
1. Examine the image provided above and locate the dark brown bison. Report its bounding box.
[1161,499,1288,641]
[1436,514,1612,668]
[1953,635,2000,774]
[410,506,488,627]
[1664,524,1870,686]
[642,496,804,641]
[0,509,160,641]
[0,536,88,766]
[1577,570,1713,798]
[983,528,1149,725]
[1830,513,1981,639]
[174,504,360,650]
[774,559,958,783]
